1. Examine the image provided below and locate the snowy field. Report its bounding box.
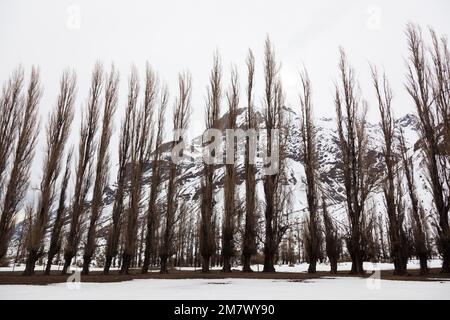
[1,260,449,300]
[1,277,449,300]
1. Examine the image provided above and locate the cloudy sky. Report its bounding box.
[1,0,449,189]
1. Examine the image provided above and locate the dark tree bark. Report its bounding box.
[322,197,341,274]
[242,50,257,272]
[299,68,322,273]
[222,67,239,273]
[142,86,168,273]
[121,64,156,274]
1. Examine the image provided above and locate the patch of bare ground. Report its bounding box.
[0,268,448,285]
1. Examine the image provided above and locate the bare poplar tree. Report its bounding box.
[261,37,278,272]
[299,68,322,273]
[334,48,376,274]
[45,149,73,274]
[142,85,168,273]
[405,24,450,273]
[82,65,119,275]
[121,64,156,274]
[160,72,192,273]
[222,66,239,272]
[0,68,24,262]
[200,52,222,273]
[62,64,102,274]
[0,67,40,263]
[103,70,136,274]
[272,127,292,267]
[372,66,408,275]
[322,196,341,274]
[262,37,286,272]
[24,69,75,275]
[242,49,258,272]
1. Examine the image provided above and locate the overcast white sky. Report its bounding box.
[1,0,449,190]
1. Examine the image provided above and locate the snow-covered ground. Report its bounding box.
[0,259,444,273]
[1,277,449,300]
[1,260,449,300]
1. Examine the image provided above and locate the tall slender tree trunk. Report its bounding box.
[335,49,375,275]
[200,53,221,273]
[141,87,167,273]
[299,68,322,274]
[221,67,239,273]
[372,66,408,276]
[263,182,276,273]
[62,64,102,274]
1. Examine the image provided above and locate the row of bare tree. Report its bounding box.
[0,23,448,276]
[298,23,449,275]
